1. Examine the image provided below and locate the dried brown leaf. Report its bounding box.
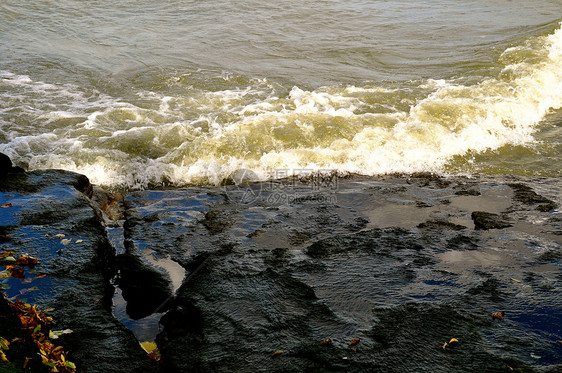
[492,311,505,320]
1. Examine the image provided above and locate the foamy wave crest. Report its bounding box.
[152,23,562,186]
[1,23,562,188]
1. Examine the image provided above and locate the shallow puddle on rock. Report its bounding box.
[112,287,163,342]
[362,203,432,228]
[437,249,509,269]
[449,185,513,213]
[142,249,185,293]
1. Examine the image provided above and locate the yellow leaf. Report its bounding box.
[0,337,9,350]
[449,338,459,344]
[0,350,8,362]
[139,342,157,354]
[65,360,76,370]
[271,350,284,357]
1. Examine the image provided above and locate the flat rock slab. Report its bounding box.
[0,170,158,373]
[122,174,561,372]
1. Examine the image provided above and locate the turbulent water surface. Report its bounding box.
[1,0,561,188]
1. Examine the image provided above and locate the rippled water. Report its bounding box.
[1,0,561,188]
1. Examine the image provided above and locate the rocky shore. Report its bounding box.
[1,154,560,372]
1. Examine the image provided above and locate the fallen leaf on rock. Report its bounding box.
[17,255,39,266]
[9,299,74,372]
[19,287,39,296]
[0,251,14,259]
[0,337,10,350]
[530,353,541,359]
[442,338,459,350]
[492,311,505,320]
[0,203,13,208]
[49,329,73,340]
[0,350,7,362]
[53,234,65,239]
[65,361,76,370]
[23,357,30,369]
[271,350,284,357]
[3,256,16,263]
[10,266,24,279]
[322,339,332,345]
[351,346,358,353]
[0,270,11,278]
[61,239,72,245]
[75,239,83,244]
[349,338,360,346]
[140,342,157,354]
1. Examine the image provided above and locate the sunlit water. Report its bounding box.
[1,0,561,189]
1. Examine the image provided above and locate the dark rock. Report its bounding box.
[466,278,504,301]
[201,210,232,234]
[454,189,481,196]
[508,183,557,207]
[0,153,24,178]
[471,211,512,230]
[417,220,467,230]
[536,202,557,212]
[537,250,562,263]
[157,302,203,340]
[0,169,159,372]
[74,174,93,198]
[369,303,531,372]
[0,153,12,176]
[121,175,562,372]
[446,234,479,250]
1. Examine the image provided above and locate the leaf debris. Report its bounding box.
[492,311,505,320]
[271,350,284,357]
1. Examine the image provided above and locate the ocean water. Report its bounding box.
[0,0,561,189]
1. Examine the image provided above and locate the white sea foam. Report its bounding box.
[1,23,562,188]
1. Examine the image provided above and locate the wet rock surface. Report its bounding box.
[0,169,159,372]
[1,163,561,372]
[122,174,561,372]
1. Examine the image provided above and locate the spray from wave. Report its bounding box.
[1,23,562,188]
